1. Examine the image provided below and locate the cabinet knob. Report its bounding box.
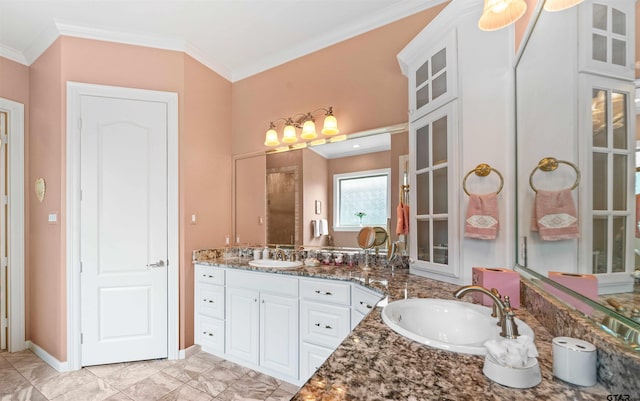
[360,301,373,309]
[314,290,332,296]
[202,331,213,337]
[254,298,258,302]
[314,323,332,329]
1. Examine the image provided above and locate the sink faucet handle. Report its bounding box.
[500,295,520,339]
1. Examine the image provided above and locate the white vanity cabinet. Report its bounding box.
[194,265,225,354]
[193,264,382,385]
[225,269,299,381]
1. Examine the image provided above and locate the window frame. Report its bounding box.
[332,168,391,232]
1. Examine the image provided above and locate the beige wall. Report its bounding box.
[231,3,450,156]
[26,36,231,359]
[302,149,328,246]
[235,154,267,245]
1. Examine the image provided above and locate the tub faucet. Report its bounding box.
[453,285,520,339]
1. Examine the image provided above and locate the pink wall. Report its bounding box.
[302,149,328,246]
[29,39,65,360]
[515,0,540,54]
[27,37,231,360]
[231,3,450,156]
[235,154,267,245]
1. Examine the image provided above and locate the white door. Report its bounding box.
[80,95,168,366]
[0,111,7,350]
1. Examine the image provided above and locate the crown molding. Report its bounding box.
[22,21,60,65]
[0,43,27,65]
[231,0,449,81]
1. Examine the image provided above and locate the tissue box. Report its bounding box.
[544,272,597,315]
[472,267,520,308]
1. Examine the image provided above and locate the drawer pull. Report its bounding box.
[314,323,333,329]
[202,299,214,303]
[202,274,214,279]
[360,301,373,309]
[314,290,333,296]
[202,331,214,337]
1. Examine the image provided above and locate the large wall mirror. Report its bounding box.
[515,0,639,339]
[234,124,408,249]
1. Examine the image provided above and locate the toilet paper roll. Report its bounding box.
[552,337,597,386]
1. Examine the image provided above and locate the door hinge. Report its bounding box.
[80,261,83,273]
[78,118,82,131]
[80,333,83,344]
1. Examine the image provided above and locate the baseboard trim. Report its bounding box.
[27,341,71,372]
[179,344,200,359]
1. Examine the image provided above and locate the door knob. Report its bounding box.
[147,260,165,268]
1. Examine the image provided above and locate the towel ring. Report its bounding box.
[463,163,504,196]
[529,157,580,193]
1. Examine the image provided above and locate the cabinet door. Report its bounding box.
[300,342,333,382]
[259,293,299,379]
[225,287,259,364]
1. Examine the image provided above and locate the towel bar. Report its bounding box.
[463,163,504,196]
[529,157,580,193]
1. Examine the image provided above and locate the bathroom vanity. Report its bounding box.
[192,250,640,400]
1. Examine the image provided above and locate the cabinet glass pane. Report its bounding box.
[416,125,430,170]
[417,220,430,262]
[416,84,430,110]
[612,8,626,35]
[612,216,626,273]
[612,92,627,149]
[433,220,448,265]
[592,217,608,273]
[431,48,446,75]
[593,4,607,30]
[592,89,607,147]
[432,72,447,101]
[613,154,627,210]
[416,172,430,215]
[432,116,448,164]
[416,60,429,88]
[433,168,448,214]
[612,39,626,66]
[592,34,607,62]
[593,152,608,210]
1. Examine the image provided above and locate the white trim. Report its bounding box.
[332,168,392,230]
[27,341,70,372]
[13,1,448,82]
[0,97,26,353]
[66,82,180,370]
[0,43,28,65]
[179,344,201,360]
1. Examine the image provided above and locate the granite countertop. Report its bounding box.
[193,256,611,400]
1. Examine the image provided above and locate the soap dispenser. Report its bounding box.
[263,247,270,260]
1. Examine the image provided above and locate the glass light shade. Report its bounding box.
[282,124,298,143]
[264,128,280,146]
[300,120,317,140]
[543,0,584,12]
[321,114,339,136]
[478,0,527,31]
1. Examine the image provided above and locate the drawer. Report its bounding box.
[352,285,383,315]
[227,269,298,297]
[196,316,224,354]
[300,301,350,348]
[300,342,333,381]
[196,283,224,319]
[300,278,350,306]
[195,265,225,286]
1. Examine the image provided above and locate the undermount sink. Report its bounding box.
[248,259,303,269]
[381,298,534,355]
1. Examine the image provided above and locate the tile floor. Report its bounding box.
[0,349,299,401]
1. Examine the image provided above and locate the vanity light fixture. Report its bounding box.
[264,106,339,147]
[478,0,527,31]
[543,0,584,12]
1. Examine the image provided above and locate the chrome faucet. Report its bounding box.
[273,248,287,261]
[453,285,520,339]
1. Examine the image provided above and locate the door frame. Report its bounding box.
[0,97,26,353]
[66,82,179,371]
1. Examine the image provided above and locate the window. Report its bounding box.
[333,169,390,231]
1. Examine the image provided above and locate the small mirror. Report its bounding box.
[373,226,388,247]
[357,227,376,249]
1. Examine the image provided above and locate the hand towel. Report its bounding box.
[319,219,329,235]
[464,193,499,240]
[312,220,321,238]
[484,335,538,368]
[531,189,579,240]
[396,202,410,235]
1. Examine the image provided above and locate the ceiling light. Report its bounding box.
[264,106,339,147]
[543,0,584,12]
[478,0,527,31]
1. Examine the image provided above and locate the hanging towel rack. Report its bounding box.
[463,163,504,196]
[529,157,580,193]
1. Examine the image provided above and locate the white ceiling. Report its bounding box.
[0,0,445,82]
